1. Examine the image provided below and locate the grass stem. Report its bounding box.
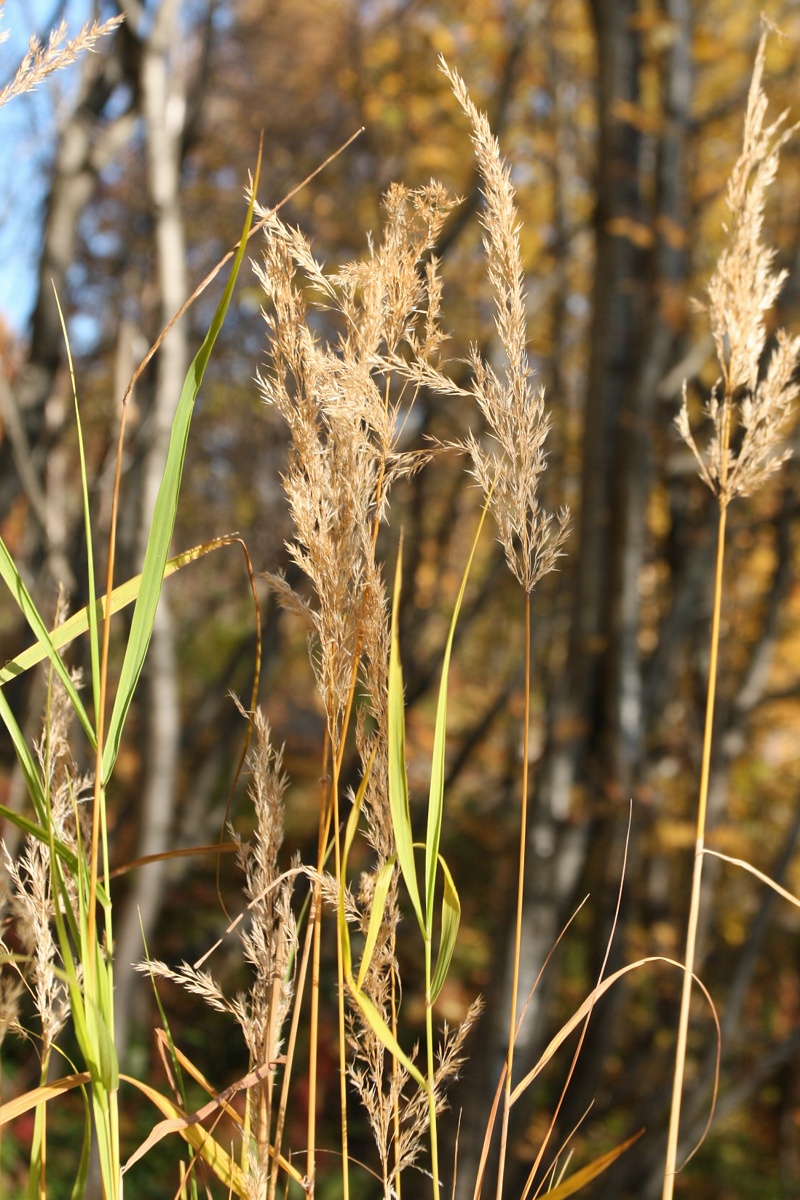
[662,497,728,1199]
[496,591,532,1200]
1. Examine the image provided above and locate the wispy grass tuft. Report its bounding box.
[0,2,123,110]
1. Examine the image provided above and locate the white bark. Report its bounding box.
[113,0,189,1057]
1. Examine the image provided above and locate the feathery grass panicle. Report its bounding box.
[2,842,71,1055]
[255,185,454,743]
[677,32,800,501]
[349,990,484,1194]
[0,7,123,110]
[142,710,296,1062]
[140,712,298,1191]
[346,858,403,1190]
[256,171,491,1199]
[234,710,296,1069]
[0,866,24,1048]
[439,58,569,594]
[0,664,91,1059]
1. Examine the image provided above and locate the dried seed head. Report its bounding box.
[678,33,800,503]
[255,183,455,742]
[0,12,123,109]
[440,58,569,592]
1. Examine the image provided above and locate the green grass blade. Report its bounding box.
[343,739,378,866]
[25,1086,45,1200]
[348,982,426,1090]
[102,182,258,784]
[0,806,54,852]
[357,857,396,990]
[0,538,95,745]
[49,864,93,1076]
[0,668,110,902]
[0,688,48,825]
[68,805,118,1091]
[54,287,101,712]
[91,951,120,1091]
[429,854,461,1004]
[424,497,491,929]
[388,547,424,933]
[68,1086,93,1200]
[0,540,232,688]
[0,801,109,910]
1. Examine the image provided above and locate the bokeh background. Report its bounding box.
[2,2,800,1196]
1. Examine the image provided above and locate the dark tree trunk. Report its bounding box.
[452,3,695,1195]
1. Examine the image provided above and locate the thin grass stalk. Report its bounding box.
[391,970,402,1199]
[304,593,368,1196]
[521,809,632,1200]
[307,881,323,1188]
[662,495,728,1200]
[330,744,351,1200]
[496,589,532,1200]
[86,407,128,985]
[57,297,122,1200]
[90,346,130,1200]
[33,679,58,1200]
[309,487,384,1200]
[305,729,356,1197]
[424,934,440,1198]
[663,30,800,1192]
[269,885,317,1200]
[305,731,336,1191]
[327,625,376,1200]
[306,743,345,1195]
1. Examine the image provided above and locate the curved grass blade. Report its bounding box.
[538,1130,644,1200]
[429,854,460,1005]
[425,495,491,929]
[122,1062,302,1191]
[348,982,426,1090]
[357,857,396,990]
[54,286,101,713]
[0,799,110,911]
[0,538,94,745]
[0,1072,91,1125]
[0,538,237,687]
[121,1076,249,1195]
[388,545,423,933]
[0,687,49,825]
[509,956,720,1109]
[101,163,260,784]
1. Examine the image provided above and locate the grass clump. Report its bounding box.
[0,13,798,1200]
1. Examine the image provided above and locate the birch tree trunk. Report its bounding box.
[112,0,190,1057]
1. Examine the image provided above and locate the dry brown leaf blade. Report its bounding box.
[121,1058,289,1176]
[541,1129,645,1200]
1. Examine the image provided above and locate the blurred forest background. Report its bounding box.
[2,0,800,1197]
